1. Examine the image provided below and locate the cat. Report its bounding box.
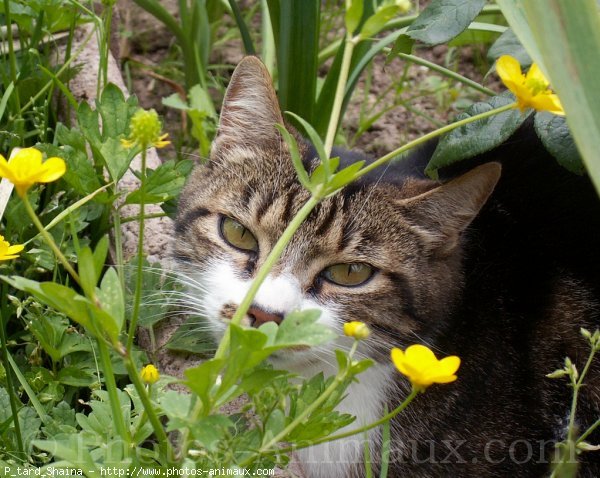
[173,56,600,478]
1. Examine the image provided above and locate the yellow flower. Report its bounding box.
[391,344,460,392]
[495,55,564,116]
[0,148,66,198]
[121,109,170,149]
[141,364,160,385]
[0,234,24,261]
[343,321,371,340]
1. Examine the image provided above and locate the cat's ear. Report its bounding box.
[214,56,283,151]
[398,163,501,255]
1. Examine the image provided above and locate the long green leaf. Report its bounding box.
[499,0,600,194]
[275,0,320,123]
[228,0,256,54]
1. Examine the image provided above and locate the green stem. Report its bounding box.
[0,311,24,458]
[96,339,131,456]
[577,417,600,444]
[239,341,360,467]
[127,148,147,352]
[120,212,167,225]
[112,208,126,293]
[567,347,597,444]
[214,195,321,359]
[394,52,496,96]
[271,387,418,458]
[3,0,21,112]
[23,194,81,286]
[124,358,172,463]
[324,34,358,157]
[99,4,113,96]
[179,398,203,460]
[354,102,516,180]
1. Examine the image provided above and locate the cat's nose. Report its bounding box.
[247,305,284,327]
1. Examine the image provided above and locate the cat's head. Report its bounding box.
[173,57,500,366]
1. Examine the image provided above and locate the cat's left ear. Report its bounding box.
[213,56,284,153]
[398,163,501,255]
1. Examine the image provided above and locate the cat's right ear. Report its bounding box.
[213,56,284,153]
[398,162,502,256]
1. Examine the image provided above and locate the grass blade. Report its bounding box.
[276,0,320,123]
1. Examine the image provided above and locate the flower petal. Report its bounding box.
[428,374,458,384]
[437,355,461,376]
[525,63,547,84]
[6,244,24,255]
[496,55,524,86]
[404,344,437,367]
[391,348,406,370]
[36,157,66,183]
[0,154,13,178]
[531,94,565,116]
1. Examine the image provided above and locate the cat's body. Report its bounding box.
[173,57,600,477]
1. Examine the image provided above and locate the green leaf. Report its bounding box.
[60,146,104,197]
[97,83,134,139]
[263,408,285,443]
[345,0,364,33]
[275,124,312,191]
[77,246,97,299]
[57,367,95,387]
[534,112,585,175]
[92,236,109,285]
[272,309,336,348]
[350,358,374,375]
[125,160,189,205]
[286,111,328,170]
[33,435,99,473]
[487,28,532,68]
[276,0,320,124]
[325,160,365,195]
[183,359,226,411]
[426,94,527,178]
[360,5,401,40]
[335,349,349,372]
[386,34,415,64]
[407,0,486,45]
[2,276,118,342]
[97,268,125,333]
[99,137,135,182]
[76,102,101,145]
[27,313,67,363]
[190,415,233,452]
[310,157,340,188]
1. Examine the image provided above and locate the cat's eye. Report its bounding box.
[322,263,374,287]
[219,216,259,253]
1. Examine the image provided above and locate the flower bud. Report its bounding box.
[343,321,371,340]
[141,364,160,385]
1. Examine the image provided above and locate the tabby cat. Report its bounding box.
[173,57,600,477]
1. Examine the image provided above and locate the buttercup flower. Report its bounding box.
[121,109,170,149]
[141,364,160,385]
[391,344,460,392]
[0,234,24,261]
[344,321,371,340]
[496,55,564,116]
[0,148,66,198]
